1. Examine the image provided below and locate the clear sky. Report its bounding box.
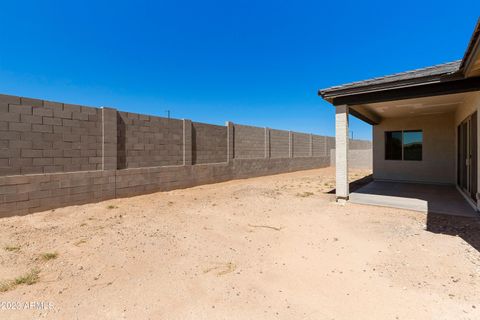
[1,1,479,140]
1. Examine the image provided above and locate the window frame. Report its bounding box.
[385,130,423,161]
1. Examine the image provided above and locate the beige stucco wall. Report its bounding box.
[373,113,455,184]
[454,92,480,127]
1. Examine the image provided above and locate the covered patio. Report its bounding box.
[319,19,480,217]
[350,181,477,217]
[322,81,480,217]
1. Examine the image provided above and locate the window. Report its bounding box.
[385,131,402,160]
[403,130,423,161]
[385,130,422,161]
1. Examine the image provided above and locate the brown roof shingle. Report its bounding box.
[319,60,462,99]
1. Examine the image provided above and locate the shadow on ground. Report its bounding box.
[326,175,373,194]
[426,213,480,253]
[328,175,480,253]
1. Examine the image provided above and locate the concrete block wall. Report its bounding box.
[192,122,227,164]
[0,94,103,176]
[232,157,330,180]
[114,157,331,199]
[115,163,232,198]
[349,139,372,150]
[234,124,265,159]
[326,136,336,156]
[0,93,372,217]
[0,170,115,216]
[330,149,373,169]
[312,135,328,157]
[292,132,311,157]
[330,139,373,169]
[117,112,184,168]
[270,129,290,158]
[234,126,335,160]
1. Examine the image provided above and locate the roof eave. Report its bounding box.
[459,18,480,75]
[330,76,480,106]
[318,72,463,102]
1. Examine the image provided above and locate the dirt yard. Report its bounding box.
[0,167,479,319]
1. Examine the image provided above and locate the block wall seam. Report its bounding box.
[183,119,193,165]
[289,131,293,158]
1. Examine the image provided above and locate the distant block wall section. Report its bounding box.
[292,132,311,157]
[192,122,227,164]
[0,93,372,217]
[117,112,184,168]
[330,139,373,169]
[270,129,290,158]
[312,135,328,157]
[349,139,372,150]
[234,124,265,159]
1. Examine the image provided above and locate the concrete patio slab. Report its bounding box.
[350,181,478,217]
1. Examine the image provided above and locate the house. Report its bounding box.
[319,19,480,216]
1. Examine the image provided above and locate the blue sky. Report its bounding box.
[1,1,479,140]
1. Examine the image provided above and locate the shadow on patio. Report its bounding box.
[349,181,478,218]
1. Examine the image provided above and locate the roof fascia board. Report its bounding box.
[319,73,463,100]
[331,77,480,106]
[460,18,480,74]
[464,40,480,77]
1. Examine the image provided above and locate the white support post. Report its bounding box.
[335,105,349,201]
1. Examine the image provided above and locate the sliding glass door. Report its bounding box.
[458,112,477,201]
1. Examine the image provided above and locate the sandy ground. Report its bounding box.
[0,167,479,320]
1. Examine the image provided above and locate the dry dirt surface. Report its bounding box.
[0,167,479,320]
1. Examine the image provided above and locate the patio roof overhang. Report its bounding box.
[326,76,480,107]
[330,76,480,125]
[318,18,480,125]
[349,91,477,125]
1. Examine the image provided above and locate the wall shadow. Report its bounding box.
[192,125,197,164]
[117,112,127,169]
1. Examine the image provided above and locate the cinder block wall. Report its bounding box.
[234,124,265,159]
[329,137,373,169]
[292,132,311,157]
[349,139,372,150]
[330,149,373,169]
[0,93,372,217]
[270,129,290,158]
[0,95,103,176]
[117,112,184,168]
[192,122,227,164]
[312,135,328,157]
